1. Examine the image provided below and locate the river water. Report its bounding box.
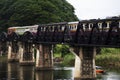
[0,60,120,80]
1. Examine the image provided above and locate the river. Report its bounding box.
[0,59,120,80]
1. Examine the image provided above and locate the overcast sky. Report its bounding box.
[66,0,120,20]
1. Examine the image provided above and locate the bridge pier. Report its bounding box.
[71,47,96,80]
[35,44,53,70]
[19,43,35,65]
[8,42,19,62]
[0,42,7,56]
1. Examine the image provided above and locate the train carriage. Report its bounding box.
[8,25,38,35]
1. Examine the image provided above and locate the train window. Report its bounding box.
[59,25,62,31]
[103,22,107,28]
[60,25,62,31]
[44,27,46,31]
[53,26,55,31]
[89,23,93,29]
[49,26,52,32]
[83,23,87,28]
[72,26,73,30]
[72,25,74,29]
[73,25,75,30]
[74,25,76,30]
[71,25,72,29]
[42,27,43,31]
[54,26,58,32]
[57,25,59,31]
[106,22,110,29]
[69,26,71,30]
[98,23,102,29]
[50,26,53,31]
[38,26,41,31]
[41,27,43,31]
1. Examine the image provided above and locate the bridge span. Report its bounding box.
[0,17,120,80]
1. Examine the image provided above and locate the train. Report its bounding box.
[7,22,79,35]
[7,25,39,35]
[7,16,120,36]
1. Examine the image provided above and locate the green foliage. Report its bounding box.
[0,0,78,32]
[96,48,120,67]
[53,44,71,58]
[62,54,75,66]
[100,48,120,54]
[53,44,75,66]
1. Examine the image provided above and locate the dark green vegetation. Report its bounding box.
[54,44,71,58]
[0,0,78,32]
[96,48,120,67]
[53,44,75,66]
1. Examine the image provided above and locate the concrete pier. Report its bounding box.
[35,44,53,70]
[71,47,96,80]
[8,42,19,62]
[0,42,7,56]
[19,43,35,65]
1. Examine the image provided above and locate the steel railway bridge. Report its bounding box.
[0,17,120,80]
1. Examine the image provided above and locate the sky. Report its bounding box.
[66,0,120,20]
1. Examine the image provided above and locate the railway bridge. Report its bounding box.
[0,17,120,80]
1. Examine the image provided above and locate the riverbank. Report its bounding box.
[95,48,120,68]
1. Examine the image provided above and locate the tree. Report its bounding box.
[0,0,78,32]
[53,44,71,58]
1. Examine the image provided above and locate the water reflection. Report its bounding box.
[1,62,35,80]
[35,67,74,80]
[35,71,53,80]
[99,72,120,80]
[0,61,7,79]
[0,62,120,80]
[1,62,74,80]
[19,66,34,80]
[53,67,74,80]
[7,63,19,80]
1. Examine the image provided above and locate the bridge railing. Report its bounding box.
[35,22,70,44]
[73,17,120,47]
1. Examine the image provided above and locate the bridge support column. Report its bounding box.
[19,43,35,65]
[72,47,96,80]
[8,42,19,62]
[35,44,53,70]
[0,42,7,56]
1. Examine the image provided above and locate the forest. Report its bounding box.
[0,0,78,32]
